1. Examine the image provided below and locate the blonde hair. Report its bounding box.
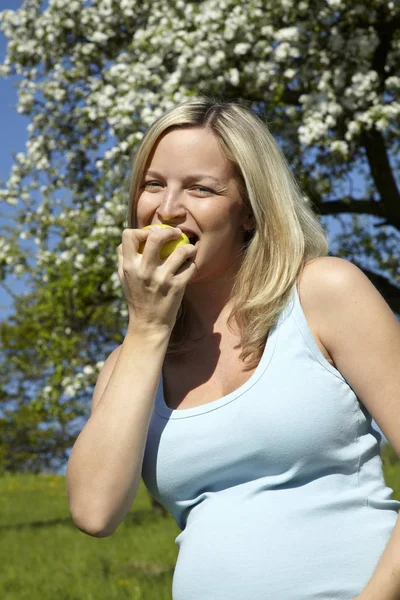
[126,97,329,370]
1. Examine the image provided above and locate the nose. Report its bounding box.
[157,184,187,222]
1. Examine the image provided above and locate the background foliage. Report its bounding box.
[0,0,399,474]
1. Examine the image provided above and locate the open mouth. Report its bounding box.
[188,234,199,246]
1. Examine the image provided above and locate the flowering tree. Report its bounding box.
[0,0,399,472]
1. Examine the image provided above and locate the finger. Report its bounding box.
[139,227,183,260]
[121,228,151,254]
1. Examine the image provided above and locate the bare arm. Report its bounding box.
[65,324,171,537]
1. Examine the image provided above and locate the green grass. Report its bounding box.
[0,473,180,600]
[1,444,399,600]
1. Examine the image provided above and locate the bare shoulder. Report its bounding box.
[297,255,356,302]
[298,255,369,307]
[296,257,352,368]
[298,257,400,456]
[296,255,384,368]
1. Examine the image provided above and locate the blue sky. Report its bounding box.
[0,0,33,318]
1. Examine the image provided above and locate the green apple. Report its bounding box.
[138,224,190,259]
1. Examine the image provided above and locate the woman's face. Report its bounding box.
[136,126,253,281]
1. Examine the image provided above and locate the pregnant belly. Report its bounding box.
[172,490,396,600]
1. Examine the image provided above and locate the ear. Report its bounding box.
[242,214,255,231]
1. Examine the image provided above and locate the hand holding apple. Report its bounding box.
[117,224,198,331]
[138,224,190,259]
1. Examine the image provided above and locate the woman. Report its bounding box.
[67,98,400,599]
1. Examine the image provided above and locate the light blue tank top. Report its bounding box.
[141,283,399,599]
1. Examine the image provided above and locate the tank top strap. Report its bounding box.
[287,279,347,384]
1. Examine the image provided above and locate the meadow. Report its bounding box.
[1,443,399,600]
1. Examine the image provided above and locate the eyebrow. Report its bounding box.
[145,170,224,185]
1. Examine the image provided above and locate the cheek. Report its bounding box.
[135,194,157,223]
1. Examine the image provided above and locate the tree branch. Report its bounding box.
[360,127,400,229]
[318,197,386,219]
[362,267,400,316]
[371,6,399,91]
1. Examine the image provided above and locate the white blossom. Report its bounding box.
[228,68,240,86]
[89,31,109,43]
[330,140,349,156]
[192,55,207,68]
[274,27,299,43]
[234,42,250,56]
[284,68,296,79]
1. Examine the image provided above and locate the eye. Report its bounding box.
[191,186,213,194]
[144,181,162,187]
